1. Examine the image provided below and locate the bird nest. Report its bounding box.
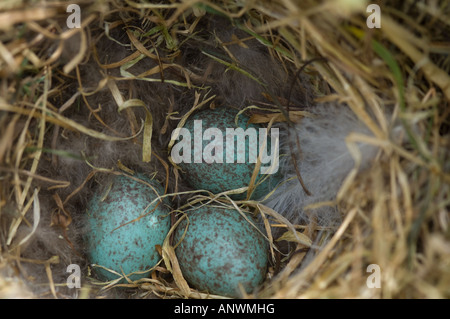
[0,0,449,299]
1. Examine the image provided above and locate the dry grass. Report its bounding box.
[0,0,449,298]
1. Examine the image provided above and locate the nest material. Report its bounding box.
[0,0,449,299]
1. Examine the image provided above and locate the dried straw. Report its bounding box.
[0,0,449,299]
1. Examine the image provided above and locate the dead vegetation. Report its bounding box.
[0,0,449,299]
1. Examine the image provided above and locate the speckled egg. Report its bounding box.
[172,107,281,200]
[85,174,171,281]
[173,205,268,297]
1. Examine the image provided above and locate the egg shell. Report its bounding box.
[173,205,268,297]
[176,107,281,200]
[85,174,171,281]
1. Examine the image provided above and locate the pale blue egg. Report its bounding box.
[172,107,281,200]
[85,174,170,281]
[173,205,268,297]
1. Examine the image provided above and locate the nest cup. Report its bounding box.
[0,0,449,299]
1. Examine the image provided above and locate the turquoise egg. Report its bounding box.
[173,205,268,297]
[85,174,171,281]
[172,107,281,200]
